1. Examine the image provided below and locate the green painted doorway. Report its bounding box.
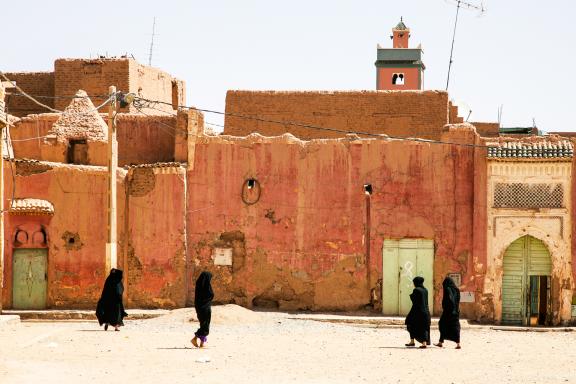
[502,235,551,325]
[382,239,434,316]
[12,249,48,309]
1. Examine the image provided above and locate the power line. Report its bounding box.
[0,71,61,113]
[133,96,490,149]
[3,87,494,149]
[6,93,109,100]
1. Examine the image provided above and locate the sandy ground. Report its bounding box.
[1,305,576,384]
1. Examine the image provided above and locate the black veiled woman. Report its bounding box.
[191,271,214,348]
[96,268,128,331]
[404,276,431,348]
[435,276,461,349]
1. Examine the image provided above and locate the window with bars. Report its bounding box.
[493,183,564,208]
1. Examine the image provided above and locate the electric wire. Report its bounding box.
[134,96,489,149]
[0,71,62,113]
[4,87,495,149]
[6,92,110,100]
[133,105,178,138]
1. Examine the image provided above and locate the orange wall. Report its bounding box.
[377,67,421,90]
[9,113,178,167]
[224,90,449,140]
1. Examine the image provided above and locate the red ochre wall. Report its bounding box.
[1,164,116,308]
[1,162,188,309]
[186,125,481,315]
[377,67,421,90]
[125,167,187,308]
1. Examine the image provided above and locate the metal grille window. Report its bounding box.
[494,183,564,208]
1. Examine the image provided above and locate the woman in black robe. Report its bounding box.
[96,268,127,331]
[435,276,461,349]
[191,271,214,348]
[404,276,431,348]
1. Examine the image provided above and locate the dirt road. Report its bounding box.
[1,305,575,384]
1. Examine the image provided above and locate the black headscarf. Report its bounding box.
[442,276,460,316]
[194,271,214,309]
[96,268,127,326]
[405,275,431,344]
[439,276,461,343]
[413,276,425,288]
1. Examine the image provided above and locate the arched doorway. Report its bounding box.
[502,235,551,325]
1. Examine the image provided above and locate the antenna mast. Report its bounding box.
[148,17,156,66]
[445,0,485,91]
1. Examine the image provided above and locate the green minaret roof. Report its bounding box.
[394,17,408,31]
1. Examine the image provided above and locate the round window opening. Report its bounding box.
[241,178,261,205]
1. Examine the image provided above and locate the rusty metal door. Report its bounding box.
[12,249,47,309]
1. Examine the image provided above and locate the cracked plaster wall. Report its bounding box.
[186,126,478,313]
[1,163,126,308]
[125,166,187,308]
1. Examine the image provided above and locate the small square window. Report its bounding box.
[67,139,88,164]
[392,73,405,85]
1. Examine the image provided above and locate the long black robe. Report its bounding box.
[405,276,431,344]
[194,271,214,338]
[96,269,127,327]
[438,277,461,343]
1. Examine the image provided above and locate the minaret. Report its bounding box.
[375,18,425,90]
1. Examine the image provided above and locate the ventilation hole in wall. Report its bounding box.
[364,183,373,195]
[247,179,256,189]
[68,237,75,244]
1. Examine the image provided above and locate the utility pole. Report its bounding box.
[106,86,118,273]
[0,82,5,315]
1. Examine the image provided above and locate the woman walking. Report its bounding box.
[404,276,431,348]
[96,268,128,331]
[191,271,214,348]
[435,276,461,349]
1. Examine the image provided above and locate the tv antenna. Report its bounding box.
[445,0,485,91]
[148,17,157,66]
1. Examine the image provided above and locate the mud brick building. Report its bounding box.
[2,22,576,326]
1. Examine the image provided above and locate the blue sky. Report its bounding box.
[3,1,575,131]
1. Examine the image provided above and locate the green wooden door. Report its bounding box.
[502,236,551,325]
[382,239,434,316]
[13,249,47,309]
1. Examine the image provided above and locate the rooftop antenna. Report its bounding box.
[148,17,157,66]
[445,0,486,91]
[498,104,503,126]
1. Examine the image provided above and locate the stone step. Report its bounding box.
[2,309,168,321]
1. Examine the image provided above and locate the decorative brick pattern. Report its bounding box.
[494,183,564,208]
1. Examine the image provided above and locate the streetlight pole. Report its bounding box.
[106,86,118,273]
